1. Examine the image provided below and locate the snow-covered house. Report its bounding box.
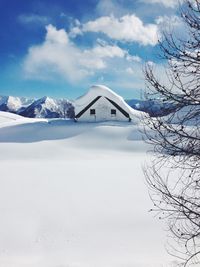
[74,85,140,122]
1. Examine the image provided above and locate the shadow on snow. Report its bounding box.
[0,119,136,143]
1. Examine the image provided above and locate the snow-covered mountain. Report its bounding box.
[0,95,74,119]
[126,98,178,117]
[0,96,34,112]
[19,96,74,118]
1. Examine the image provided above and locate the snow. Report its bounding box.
[0,111,24,123]
[75,85,144,122]
[30,96,61,117]
[20,96,74,118]
[0,112,173,267]
[34,96,58,110]
[0,96,22,111]
[0,111,47,127]
[0,95,74,119]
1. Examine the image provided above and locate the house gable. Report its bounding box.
[105,97,130,119]
[75,96,101,119]
[75,96,131,121]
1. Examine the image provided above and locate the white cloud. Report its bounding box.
[71,14,159,46]
[70,26,82,37]
[88,45,125,58]
[96,0,127,16]
[126,54,141,63]
[141,0,180,8]
[156,15,182,28]
[18,14,49,25]
[96,0,117,14]
[23,24,140,83]
[45,24,69,45]
[126,67,135,74]
[156,15,186,41]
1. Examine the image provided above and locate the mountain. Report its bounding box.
[0,96,34,112]
[0,95,74,119]
[126,98,179,117]
[19,96,74,118]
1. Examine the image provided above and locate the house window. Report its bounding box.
[111,109,116,116]
[90,109,96,115]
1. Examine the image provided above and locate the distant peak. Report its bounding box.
[40,96,50,101]
[35,96,53,104]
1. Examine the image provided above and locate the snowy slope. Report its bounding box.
[0,111,47,128]
[0,111,24,123]
[0,114,175,267]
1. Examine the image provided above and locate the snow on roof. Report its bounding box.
[75,85,144,121]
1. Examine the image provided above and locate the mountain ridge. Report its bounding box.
[0,94,178,118]
[0,95,74,119]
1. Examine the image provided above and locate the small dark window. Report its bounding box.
[90,109,96,115]
[111,109,116,116]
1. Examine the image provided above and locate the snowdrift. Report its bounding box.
[0,111,47,128]
[0,111,171,267]
[0,111,24,123]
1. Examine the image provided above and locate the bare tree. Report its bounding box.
[143,1,200,266]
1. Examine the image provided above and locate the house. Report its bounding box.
[74,85,139,122]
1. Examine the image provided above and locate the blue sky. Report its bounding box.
[0,0,182,99]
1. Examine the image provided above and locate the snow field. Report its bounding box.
[0,112,172,267]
